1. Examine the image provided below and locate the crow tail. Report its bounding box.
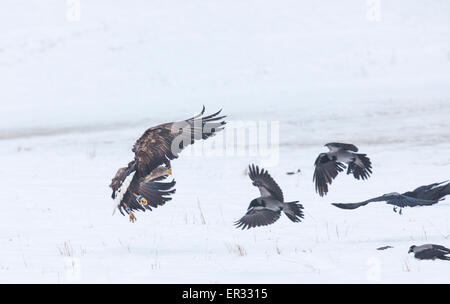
[283,201,304,223]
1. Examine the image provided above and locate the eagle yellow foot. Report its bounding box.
[167,168,172,175]
[135,195,148,207]
[129,212,137,223]
[139,197,148,207]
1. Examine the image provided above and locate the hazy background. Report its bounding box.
[1,1,450,283]
[1,0,449,133]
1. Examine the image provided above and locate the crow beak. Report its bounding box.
[112,191,116,199]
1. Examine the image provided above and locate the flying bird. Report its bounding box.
[313,143,372,196]
[332,181,450,214]
[235,164,304,230]
[110,106,226,222]
[402,180,449,201]
[409,244,450,261]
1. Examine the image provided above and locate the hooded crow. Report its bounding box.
[408,244,450,261]
[332,181,449,214]
[313,143,372,196]
[235,164,304,230]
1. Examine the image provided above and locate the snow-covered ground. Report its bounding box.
[1,1,450,283]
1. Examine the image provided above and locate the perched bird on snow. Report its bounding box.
[235,164,304,230]
[377,246,394,251]
[109,106,226,222]
[408,244,450,261]
[313,143,372,197]
[332,180,449,214]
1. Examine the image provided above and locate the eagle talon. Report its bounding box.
[135,195,148,207]
[140,197,148,206]
[129,212,137,223]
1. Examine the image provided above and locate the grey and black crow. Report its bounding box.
[332,180,449,214]
[402,180,449,201]
[408,244,450,261]
[313,143,372,196]
[235,164,304,230]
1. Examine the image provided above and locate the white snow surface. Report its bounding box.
[1,1,450,283]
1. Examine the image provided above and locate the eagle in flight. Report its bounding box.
[110,106,226,222]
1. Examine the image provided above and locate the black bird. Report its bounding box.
[402,180,449,201]
[235,164,304,230]
[409,244,450,261]
[377,246,394,251]
[332,181,449,214]
[313,143,372,196]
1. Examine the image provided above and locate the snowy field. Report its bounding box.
[1,1,450,283]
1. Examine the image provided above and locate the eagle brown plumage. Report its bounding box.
[110,106,226,222]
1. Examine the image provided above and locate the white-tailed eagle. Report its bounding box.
[110,106,226,222]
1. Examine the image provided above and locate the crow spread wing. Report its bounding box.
[331,194,389,210]
[407,181,450,201]
[248,164,284,201]
[313,153,345,197]
[385,195,439,208]
[234,207,281,230]
[333,193,438,210]
[347,153,372,180]
[410,181,448,193]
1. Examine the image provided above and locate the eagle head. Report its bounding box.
[110,167,127,199]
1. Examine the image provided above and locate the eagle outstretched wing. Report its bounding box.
[133,106,226,177]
